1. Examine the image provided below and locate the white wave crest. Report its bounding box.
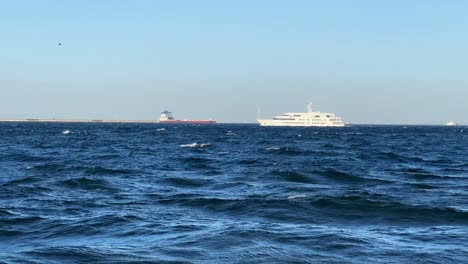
[63,130,71,135]
[225,130,237,136]
[266,146,280,151]
[288,194,306,199]
[180,143,211,148]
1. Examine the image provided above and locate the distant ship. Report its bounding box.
[158,111,216,124]
[257,103,345,127]
[446,121,458,126]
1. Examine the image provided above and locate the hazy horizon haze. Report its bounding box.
[1,0,467,124]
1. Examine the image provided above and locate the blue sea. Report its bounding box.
[1,122,467,263]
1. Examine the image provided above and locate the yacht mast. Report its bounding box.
[307,102,313,113]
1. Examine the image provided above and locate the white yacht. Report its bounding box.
[446,121,458,126]
[257,103,345,127]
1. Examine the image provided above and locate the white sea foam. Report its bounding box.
[180,143,211,148]
[450,206,468,213]
[266,146,280,151]
[225,130,237,136]
[288,194,306,199]
[63,130,71,135]
[157,128,166,132]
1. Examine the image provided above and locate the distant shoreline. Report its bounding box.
[0,119,463,126]
[0,118,159,124]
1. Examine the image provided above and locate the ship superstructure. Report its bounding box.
[159,111,216,124]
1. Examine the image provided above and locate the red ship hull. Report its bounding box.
[158,120,216,124]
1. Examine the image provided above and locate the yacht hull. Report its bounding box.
[257,119,345,127]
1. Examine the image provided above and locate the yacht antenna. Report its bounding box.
[307,102,313,113]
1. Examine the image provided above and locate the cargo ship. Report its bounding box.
[158,111,216,124]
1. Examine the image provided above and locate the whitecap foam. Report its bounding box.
[180,143,211,148]
[63,130,71,135]
[157,128,166,132]
[288,194,306,199]
[266,146,281,151]
[449,206,468,213]
[225,130,237,136]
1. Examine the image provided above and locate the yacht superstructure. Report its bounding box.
[257,103,345,127]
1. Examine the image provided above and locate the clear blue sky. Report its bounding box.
[1,0,467,124]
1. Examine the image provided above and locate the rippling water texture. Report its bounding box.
[1,123,467,263]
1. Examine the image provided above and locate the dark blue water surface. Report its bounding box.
[1,122,467,263]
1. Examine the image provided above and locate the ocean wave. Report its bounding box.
[225,130,237,136]
[1,176,42,186]
[310,195,468,224]
[47,214,144,238]
[0,215,45,226]
[0,229,29,238]
[320,142,338,149]
[0,185,54,198]
[26,163,71,173]
[59,177,118,192]
[264,146,304,155]
[180,157,212,164]
[178,157,218,171]
[164,177,214,188]
[271,170,317,184]
[314,169,366,183]
[406,182,439,189]
[0,153,52,162]
[401,167,455,180]
[26,164,137,176]
[377,151,426,163]
[0,209,15,217]
[85,154,123,161]
[85,166,136,176]
[157,196,247,214]
[238,158,259,165]
[144,194,468,224]
[17,246,186,263]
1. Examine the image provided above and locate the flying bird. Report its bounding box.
[58,42,62,46]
